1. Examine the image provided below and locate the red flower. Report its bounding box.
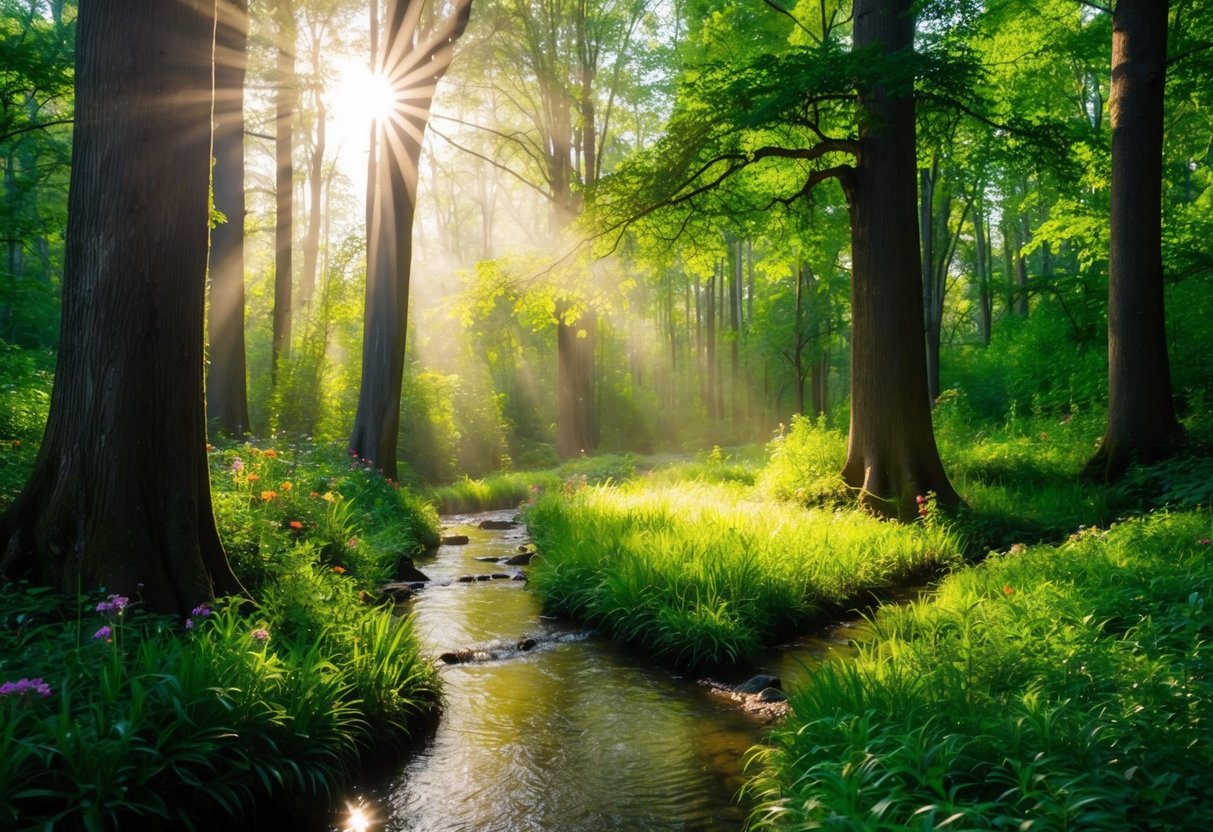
[289,520,303,530]
[1002,584,1014,597]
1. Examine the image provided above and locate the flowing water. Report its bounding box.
[351,510,865,832]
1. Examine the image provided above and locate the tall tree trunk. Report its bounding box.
[272,0,295,382]
[974,195,992,346]
[841,0,958,519]
[729,238,741,423]
[349,0,473,480]
[1085,0,1182,479]
[298,27,326,315]
[793,258,807,417]
[0,0,242,613]
[207,0,251,439]
[705,264,718,421]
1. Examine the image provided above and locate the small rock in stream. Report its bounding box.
[517,637,537,651]
[478,519,518,530]
[490,573,512,580]
[516,545,530,553]
[475,574,493,581]
[474,556,503,563]
[734,674,781,694]
[456,575,476,583]
[394,556,431,583]
[504,552,536,566]
[441,534,470,545]
[756,687,788,703]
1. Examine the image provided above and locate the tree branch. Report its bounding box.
[428,125,555,201]
[0,119,73,144]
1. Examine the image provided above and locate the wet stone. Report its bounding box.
[441,534,470,545]
[734,675,781,694]
[504,552,536,566]
[456,575,475,583]
[478,519,518,530]
[394,556,430,583]
[757,688,788,703]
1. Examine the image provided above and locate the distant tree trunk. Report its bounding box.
[0,0,243,613]
[1013,208,1029,316]
[729,238,741,422]
[272,0,295,382]
[298,22,326,314]
[349,0,473,480]
[555,301,596,455]
[793,258,807,417]
[207,0,250,439]
[705,264,718,421]
[1085,0,1182,479]
[841,0,958,518]
[974,195,992,346]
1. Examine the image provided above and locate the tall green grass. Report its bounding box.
[526,482,963,670]
[746,510,1213,830]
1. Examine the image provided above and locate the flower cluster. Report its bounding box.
[184,603,211,631]
[93,625,112,642]
[250,628,269,642]
[0,677,52,698]
[95,594,129,615]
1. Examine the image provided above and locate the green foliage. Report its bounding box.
[526,482,963,670]
[0,583,438,830]
[757,415,848,505]
[747,510,1213,831]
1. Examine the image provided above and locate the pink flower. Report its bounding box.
[251,628,269,642]
[0,678,52,698]
[93,625,112,641]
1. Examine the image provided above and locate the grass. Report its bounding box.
[526,481,964,670]
[427,452,639,513]
[745,509,1213,830]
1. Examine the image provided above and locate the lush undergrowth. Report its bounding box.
[0,439,444,829]
[526,482,963,670]
[746,510,1213,830]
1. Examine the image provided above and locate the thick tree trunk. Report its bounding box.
[1085,0,1182,479]
[0,0,243,613]
[207,0,250,439]
[349,0,472,480]
[298,34,325,314]
[841,0,958,519]
[272,0,295,381]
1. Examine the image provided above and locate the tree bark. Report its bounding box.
[0,0,243,613]
[207,0,250,439]
[272,0,295,381]
[841,0,959,518]
[1084,0,1182,479]
[349,0,472,480]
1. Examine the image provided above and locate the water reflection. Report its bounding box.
[376,511,765,832]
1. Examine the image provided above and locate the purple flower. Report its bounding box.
[230,457,245,472]
[184,618,194,631]
[191,604,211,618]
[95,594,130,614]
[251,628,269,642]
[93,625,112,641]
[0,677,52,698]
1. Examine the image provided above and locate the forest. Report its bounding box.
[1,0,1211,829]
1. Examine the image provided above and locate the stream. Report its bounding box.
[347,509,866,832]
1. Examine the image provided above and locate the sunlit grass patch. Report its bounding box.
[526,482,964,670]
[746,510,1213,830]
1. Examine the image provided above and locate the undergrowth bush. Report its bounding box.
[747,510,1213,830]
[757,415,848,504]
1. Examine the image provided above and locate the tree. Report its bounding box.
[348,0,473,481]
[0,0,243,613]
[1084,0,1182,479]
[596,0,959,517]
[272,0,296,383]
[207,0,252,438]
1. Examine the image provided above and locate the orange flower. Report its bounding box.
[246,473,259,482]
[1002,584,1014,597]
[289,520,303,529]
[280,481,293,491]
[260,490,278,501]
[332,565,347,574]
[309,491,319,498]
[263,449,279,458]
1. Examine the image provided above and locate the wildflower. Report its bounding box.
[95,594,129,614]
[184,618,194,630]
[260,490,278,501]
[289,520,303,530]
[322,491,335,503]
[1200,538,1211,546]
[251,628,269,642]
[346,537,358,549]
[246,473,259,482]
[11,439,21,447]
[0,678,51,698]
[332,565,347,574]
[191,604,211,618]
[263,449,279,458]
[309,491,319,498]
[93,625,112,641]
[1003,585,1014,597]
[281,481,292,491]
[230,457,245,473]
[1009,543,1027,556]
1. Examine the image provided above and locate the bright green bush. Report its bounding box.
[757,415,848,505]
[747,510,1213,831]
